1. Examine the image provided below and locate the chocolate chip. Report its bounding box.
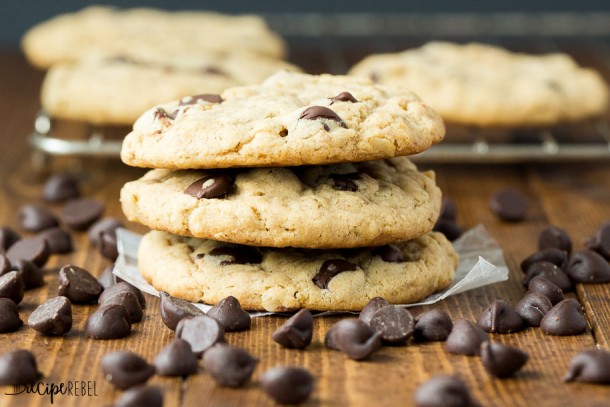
[89,217,123,247]
[101,351,154,390]
[313,259,357,289]
[208,246,262,265]
[373,245,405,263]
[0,271,24,304]
[60,198,105,230]
[325,318,382,360]
[102,291,142,323]
[329,172,360,192]
[206,296,251,332]
[523,261,572,291]
[18,204,58,232]
[203,344,258,387]
[514,292,552,327]
[6,236,49,267]
[520,247,568,272]
[369,305,414,345]
[567,249,610,284]
[203,67,227,76]
[85,304,131,339]
[175,315,225,357]
[414,375,475,407]
[586,221,610,260]
[28,296,72,335]
[445,320,489,356]
[564,349,610,384]
[154,107,177,120]
[272,309,313,349]
[489,188,528,221]
[98,265,122,289]
[185,174,234,199]
[58,265,103,304]
[477,300,525,333]
[115,385,163,407]
[99,282,146,309]
[439,198,457,221]
[539,225,572,254]
[0,227,20,252]
[42,174,80,203]
[35,227,73,255]
[0,350,42,385]
[527,276,564,305]
[359,297,389,325]
[99,231,119,260]
[153,339,198,377]
[0,254,9,275]
[541,299,587,336]
[433,219,463,242]
[0,298,22,333]
[180,94,223,106]
[299,106,347,130]
[259,366,314,405]
[414,309,453,342]
[12,259,44,289]
[159,291,204,331]
[330,91,358,104]
[480,341,529,378]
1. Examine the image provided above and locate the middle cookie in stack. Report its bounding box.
[120,71,458,311]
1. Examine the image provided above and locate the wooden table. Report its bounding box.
[0,50,609,407]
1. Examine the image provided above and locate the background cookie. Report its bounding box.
[120,158,442,249]
[349,42,609,127]
[120,71,446,169]
[138,230,458,311]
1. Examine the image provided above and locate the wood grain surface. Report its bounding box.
[0,49,609,407]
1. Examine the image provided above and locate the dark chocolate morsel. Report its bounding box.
[97,264,122,290]
[0,271,24,304]
[272,309,313,349]
[103,291,143,323]
[175,315,225,357]
[207,296,251,332]
[325,318,382,360]
[514,292,552,327]
[433,219,462,242]
[58,265,103,304]
[99,231,119,261]
[207,246,262,266]
[564,349,610,384]
[566,249,610,284]
[520,247,568,272]
[329,172,361,192]
[60,198,105,230]
[98,282,146,309]
[259,366,314,405]
[480,341,529,378]
[523,261,572,291]
[88,217,123,247]
[159,291,205,331]
[28,296,72,336]
[203,344,258,387]
[12,259,45,289]
[444,320,489,356]
[330,91,358,104]
[154,107,176,120]
[0,298,22,333]
[369,305,414,344]
[0,227,20,253]
[115,385,163,407]
[185,174,234,199]
[373,245,405,263]
[101,351,155,390]
[359,297,390,325]
[6,237,50,268]
[180,93,223,105]
[0,254,9,275]
[0,350,42,386]
[586,221,610,260]
[477,300,525,333]
[489,188,528,222]
[538,225,572,254]
[540,299,587,336]
[35,227,73,254]
[42,173,80,203]
[299,106,347,129]
[414,375,475,407]
[313,259,357,289]
[527,276,564,305]
[18,204,58,232]
[414,309,454,342]
[85,304,131,339]
[153,339,198,377]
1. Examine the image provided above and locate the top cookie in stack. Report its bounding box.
[120,71,458,311]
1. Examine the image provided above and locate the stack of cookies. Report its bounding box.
[119,71,459,312]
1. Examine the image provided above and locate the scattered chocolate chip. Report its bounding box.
[540,299,587,336]
[527,276,564,305]
[6,236,49,268]
[313,259,357,289]
[101,351,155,390]
[523,261,572,292]
[18,204,58,232]
[359,297,390,325]
[98,265,122,289]
[42,174,80,203]
[0,298,22,333]
[477,300,525,333]
[325,318,382,360]
[259,366,314,405]
[89,217,123,247]
[85,304,131,339]
[272,309,313,349]
[445,320,489,356]
[0,254,9,275]
[208,246,262,265]
[206,296,251,332]
[0,271,24,304]
[180,94,223,106]
[35,227,73,254]
[0,350,42,385]
[564,349,610,384]
[299,106,347,130]
[489,188,528,221]
[203,344,258,387]
[13,259,45,289]
[520,247,568,272]
[115,385,163,407]
[538,225,572,254]
[586,221,610,260]
[330,91,358,104]
[185,174,234,199]
[28,296,72,336]
[175,315,225,357]
[58,265,103,304]
[99,230,119,260]
[440,198,457,221]
[329,172,360,192]
[60,198,105,230]
[159,291,204,331]
[0,227,20,253]
[154,339,198,377]
[433,219,462,241]
[373,245,405,263]
[567,249,610,284]
[99,282,146,309]
[414,375,475,407]
[480,341,529,378]
[369,305,414,345]
[514,292,552,327]
[102,291,142,323]
[154,107,177,120]
[414,309,453,342]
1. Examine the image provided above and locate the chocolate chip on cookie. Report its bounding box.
[185,174,234,199]
[208,246,262,265]
[299,106,347,130]
[329,172,360,192]
[313,259,358,289]
[180,93,223,106]
[154,107,178,120]
[330,91,358,104]
[373,245,405,263]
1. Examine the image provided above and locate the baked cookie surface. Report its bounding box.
[120,158,441,249]
[349,42,608,127]
[138,230,458,311]
[120,71,446,169]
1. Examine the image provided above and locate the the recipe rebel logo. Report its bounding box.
[4,380,99,404]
